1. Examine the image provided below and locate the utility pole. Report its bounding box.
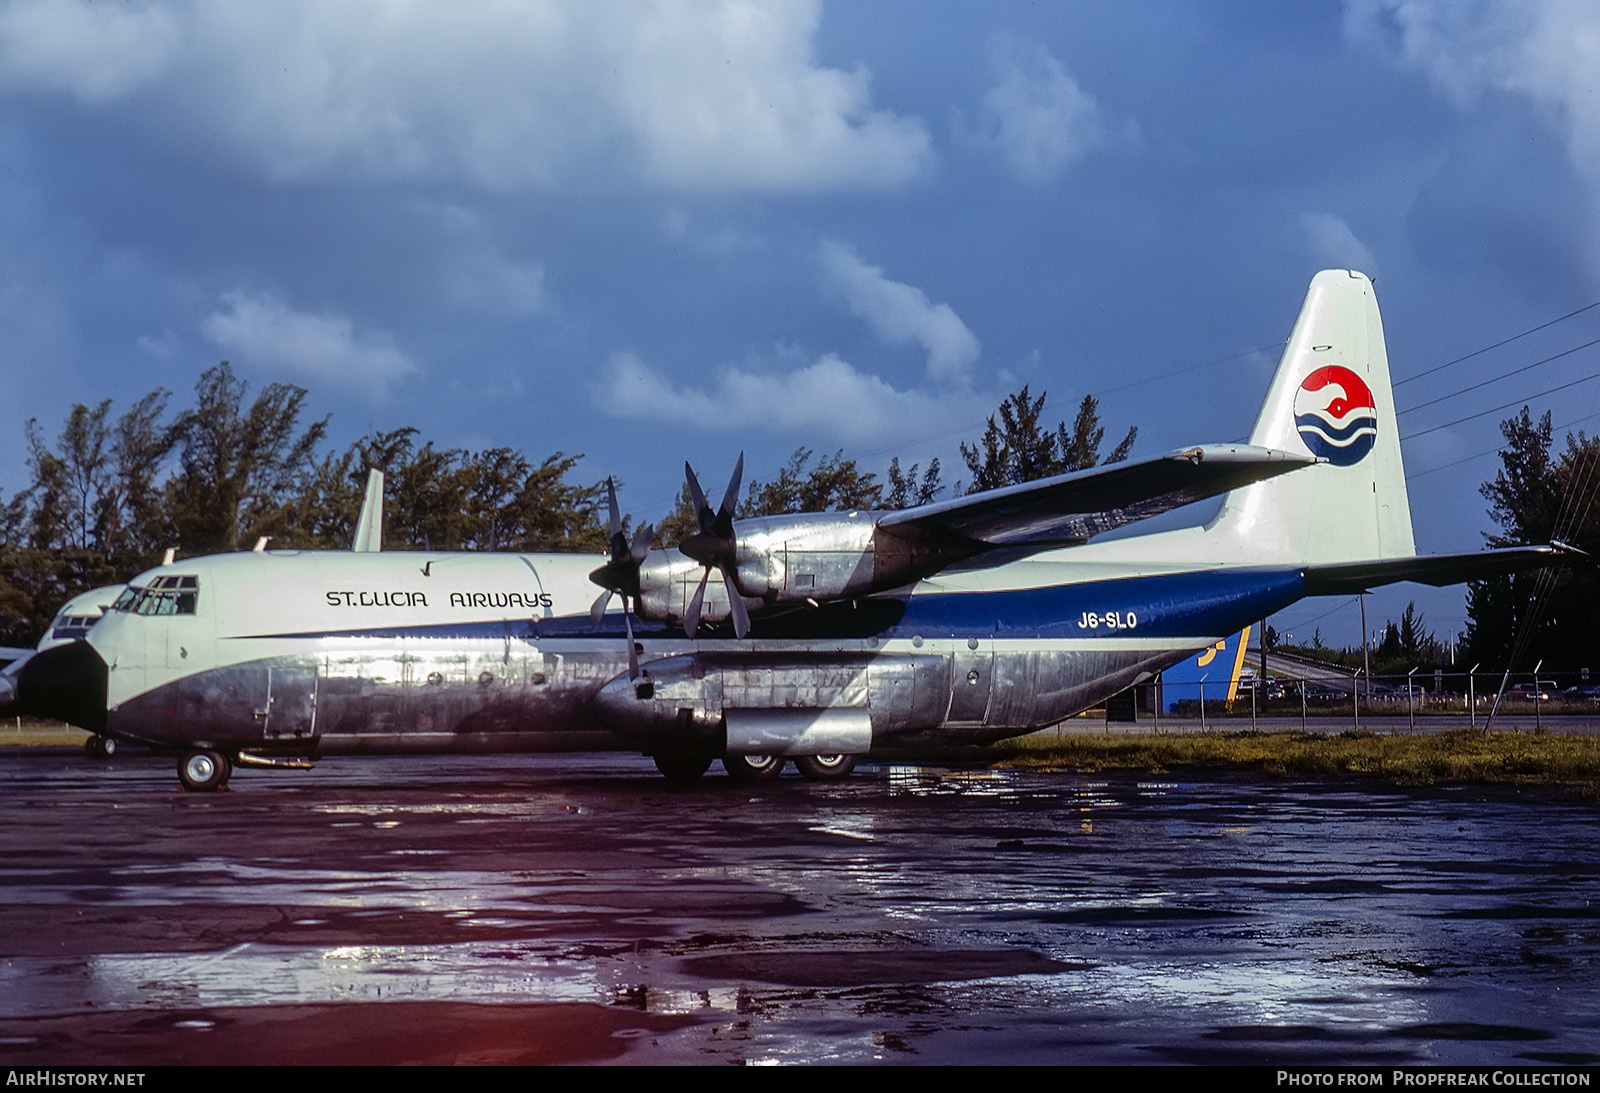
[1359,593,1372,703]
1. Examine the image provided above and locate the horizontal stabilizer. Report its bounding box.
[880,443,1314,547]
[1302,543,1584,596]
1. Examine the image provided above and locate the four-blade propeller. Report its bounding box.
[587,458,753,678]
[588,478,654,679]
[679,454,750,639]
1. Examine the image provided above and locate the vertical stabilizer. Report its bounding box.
[1208,270,1415,564]
[352,469,384,552]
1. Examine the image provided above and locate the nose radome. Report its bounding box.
[16,641,107,733]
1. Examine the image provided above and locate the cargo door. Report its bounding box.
[263,666,318,744]
[948,639,993,723]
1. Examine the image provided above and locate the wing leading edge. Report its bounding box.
[878,443,1315,547]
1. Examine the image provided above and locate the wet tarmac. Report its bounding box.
[1,749,1598,1066]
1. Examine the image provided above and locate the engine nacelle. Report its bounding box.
[730,512,973,605]
[635,553,759,630]
[632,512,975,631]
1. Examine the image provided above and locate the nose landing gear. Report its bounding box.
[177,749,232,792]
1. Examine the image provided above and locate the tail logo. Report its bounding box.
[1293,365,1377,466]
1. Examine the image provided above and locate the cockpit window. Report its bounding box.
[50,614,100,640]
[119,575,200,616]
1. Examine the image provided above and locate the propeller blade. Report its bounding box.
[605,477,622,539]
[682,568,709,639]
[722,569,750,639]
[685,462,712,532]
[678,455,749,637]
[630,522,654,564]
[587,477,651,676]
[716,452,744,533]
[624,599,639,680]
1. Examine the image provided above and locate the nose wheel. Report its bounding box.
[177,749,232,792]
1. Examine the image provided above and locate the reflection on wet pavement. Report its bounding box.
[0,751,1597,1064]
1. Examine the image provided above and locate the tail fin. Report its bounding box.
[1208,269,1415,564]
[351,469,384,552]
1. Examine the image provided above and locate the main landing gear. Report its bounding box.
[652,748,715,783]
[722,754,785,782]
[83,735,117,760]
[794,754,857,781]
[177,749,232,793]
[655,750,859,783]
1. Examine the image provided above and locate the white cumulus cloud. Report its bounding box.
[1345,0,1600,190]
[442,253,548,318]
[201,291,418,392]
[0,0,181,104]
[960,35,1117,184]
[0,0,931,193]
[818,240,980,386]
[596,350,988,445]
[1301,212,1379,277]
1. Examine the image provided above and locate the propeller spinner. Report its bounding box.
[588,478,653,679]
[679,453,751,638]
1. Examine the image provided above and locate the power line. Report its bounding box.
[1405,408,1600,479]
[1393,298,1600,388]
[1397,336,1600,417]
[1400,371,1600,441]
[1089,342,1286,398]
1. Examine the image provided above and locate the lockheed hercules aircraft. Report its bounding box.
[15,271,1567,790]
[0,467,389,759]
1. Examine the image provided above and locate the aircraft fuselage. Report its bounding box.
[25,547,1301,763]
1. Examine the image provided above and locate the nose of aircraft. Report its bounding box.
[16,641,108,733]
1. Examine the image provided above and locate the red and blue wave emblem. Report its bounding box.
[1293,365,1377,466]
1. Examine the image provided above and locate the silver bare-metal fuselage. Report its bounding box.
[43,546,1306,761]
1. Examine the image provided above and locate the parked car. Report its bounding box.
[1301,682,1348,703]
[1509,681,1558,701]
[1264,679,1300,701]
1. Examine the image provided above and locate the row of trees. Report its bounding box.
[1272,600,1445,677]
[1463,409,1600,672]
[1,365,1135,645]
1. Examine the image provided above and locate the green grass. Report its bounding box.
[875,729,1600,798]
[0,718,90,747]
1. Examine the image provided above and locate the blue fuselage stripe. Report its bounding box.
[236,567,1309,645]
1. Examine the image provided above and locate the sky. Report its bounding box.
[2,0,1599,651]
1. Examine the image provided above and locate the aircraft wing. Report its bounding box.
[1302,543,1585,595]
[878,444,1314,547]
